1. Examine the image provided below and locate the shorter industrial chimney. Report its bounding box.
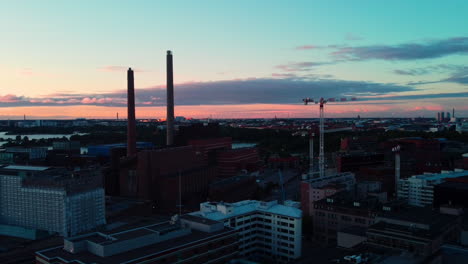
[166,50,175,146]
[127,68,137,156]
[392,145,401,198]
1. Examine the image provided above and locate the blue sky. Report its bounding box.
[0,0,467,118]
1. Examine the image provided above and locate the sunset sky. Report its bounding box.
[1,0,467,119]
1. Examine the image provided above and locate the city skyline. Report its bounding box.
[1,0,467,119]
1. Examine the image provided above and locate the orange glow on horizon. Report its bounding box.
[0,100,464,119]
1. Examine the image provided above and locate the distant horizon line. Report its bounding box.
[0,116,464,121]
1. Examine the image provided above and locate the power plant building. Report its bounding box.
[0,165,105,238]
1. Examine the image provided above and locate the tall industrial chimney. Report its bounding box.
[392,145,401,198]
[166,50,175,146]
[127,68,137,156]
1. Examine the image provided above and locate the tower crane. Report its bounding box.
[302,97,357,178]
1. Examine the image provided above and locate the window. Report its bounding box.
[354,218,366,224]
[341,215,352,221]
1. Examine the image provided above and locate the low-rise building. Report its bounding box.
[36,215,239,264]
[4,146,48,162]
[366,206,461,257]
[190,200,302,263]
[52,141,81,152]
[398,169,468,207]
[301,172,356,215]
[312,192,384,245]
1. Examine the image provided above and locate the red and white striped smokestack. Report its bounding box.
[166,50,175,146]
[127,68,137,156]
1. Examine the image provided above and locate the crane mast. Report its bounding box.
[318,98,325,178]
[302,96,357,179]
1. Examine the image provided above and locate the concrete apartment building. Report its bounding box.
[0,165,105,238]
[190,200,302,263]
[397,169,468,207]
[36,215,239,264]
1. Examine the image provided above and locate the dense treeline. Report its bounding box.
[1,125,466,156]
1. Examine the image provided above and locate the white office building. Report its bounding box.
[398,169,468,207]
[190,200,302,263]
[0,165,105,238]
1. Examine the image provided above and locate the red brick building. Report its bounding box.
[382,137,443,178]
[216,148,260,178]
[189,137,260,178]
[119,146,217,211]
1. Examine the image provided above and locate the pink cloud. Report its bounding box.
[19,68,34,76]
[272,73,297,78]
[81,97,97,104]
[0,94,23,103]
[295,45,318,50]
[29,99,54,103]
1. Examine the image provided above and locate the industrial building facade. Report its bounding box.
[0,165,105,237]
[190,200,302,263]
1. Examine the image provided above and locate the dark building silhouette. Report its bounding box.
[104,147,126,196]
[208,175,256,202]
[176,123,222,146]
[336,152,384,174]
[434,176,468,208]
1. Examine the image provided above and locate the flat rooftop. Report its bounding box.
[0,165,50,171]
[193,200,302,220]
[37,218,236,264]
[409,170,467,181]
[370,207,458,240]
[378,207,456,227]
[180,214,220,225]
[37,229,234,264]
